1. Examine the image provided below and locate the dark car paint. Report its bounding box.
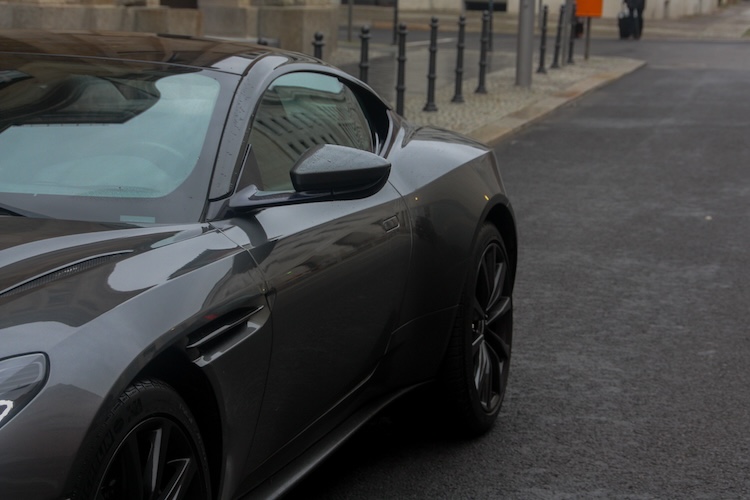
[0,31,516,499]
[0,218,270,499]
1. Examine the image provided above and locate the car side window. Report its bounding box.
[248,72,374,192]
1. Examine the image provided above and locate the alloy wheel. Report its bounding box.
[96,416,208,500]
[471,240,512,414]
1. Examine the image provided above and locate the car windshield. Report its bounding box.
[0,56,236,224]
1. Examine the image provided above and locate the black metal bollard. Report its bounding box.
[359,26,370,84]
[313,32,324,60]
[537,5,549,74]
[452,15,466,103]
[423,17,439,112]
[567,4,577,64]
[396,24,408,117]
[550,5,565,69]
[476,11,490,94]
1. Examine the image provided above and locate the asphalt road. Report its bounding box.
[286,38,750,499]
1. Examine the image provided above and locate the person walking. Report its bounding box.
[626,0,646,38]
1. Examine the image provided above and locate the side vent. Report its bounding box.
[0,251,132,300]
[186,306,265,353]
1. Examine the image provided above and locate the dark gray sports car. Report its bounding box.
[0,30,517,499]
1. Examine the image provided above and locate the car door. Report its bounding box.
[236,71,412,470]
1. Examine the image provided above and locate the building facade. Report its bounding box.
[0,0,720,54]
[0,0,340,54]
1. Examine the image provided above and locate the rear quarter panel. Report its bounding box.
[387,124,510,319]
[379,123,514,385]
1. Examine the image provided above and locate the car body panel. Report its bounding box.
[0,30,516,500]
[0,219,271,499]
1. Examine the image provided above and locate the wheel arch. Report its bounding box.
[138,348,224,498]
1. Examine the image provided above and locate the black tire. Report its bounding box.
[69,379,211,500]
[440,224,513,435]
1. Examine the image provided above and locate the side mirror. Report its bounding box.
[290,144,391,194]
[226,144,391,214]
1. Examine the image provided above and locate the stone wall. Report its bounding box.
[0,0,340,56]
[0,0,202,33]
[200,0,339,55]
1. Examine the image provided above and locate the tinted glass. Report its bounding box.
[0,57,235,223]
[249,72,373,192]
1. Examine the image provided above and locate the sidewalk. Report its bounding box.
[331,1,750,145]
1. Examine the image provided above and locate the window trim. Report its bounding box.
[241,70,383,193]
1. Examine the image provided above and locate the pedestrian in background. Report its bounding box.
[626,0,646,39]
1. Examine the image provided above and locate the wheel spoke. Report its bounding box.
[474,342,501,411]
[472,330,485,357]
[124,435,146,500]
[157,458,197,500]
[486,295,511,326]
[484,342,501,409]
[478,247,494,303]
[487,328,511,360]
[481,349,493,406]
[96,426,146,500]
[144,424,172,498]
[470,295,486,358]
[486,261,507,313]
[474,342,489,392]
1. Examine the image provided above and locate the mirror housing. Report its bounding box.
[290,144,391,193]
[225,144,391,214]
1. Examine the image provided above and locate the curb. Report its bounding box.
[467,59,645,146]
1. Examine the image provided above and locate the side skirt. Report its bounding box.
[239,381,431,500]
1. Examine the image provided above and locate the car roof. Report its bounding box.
[0,30,317,75]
